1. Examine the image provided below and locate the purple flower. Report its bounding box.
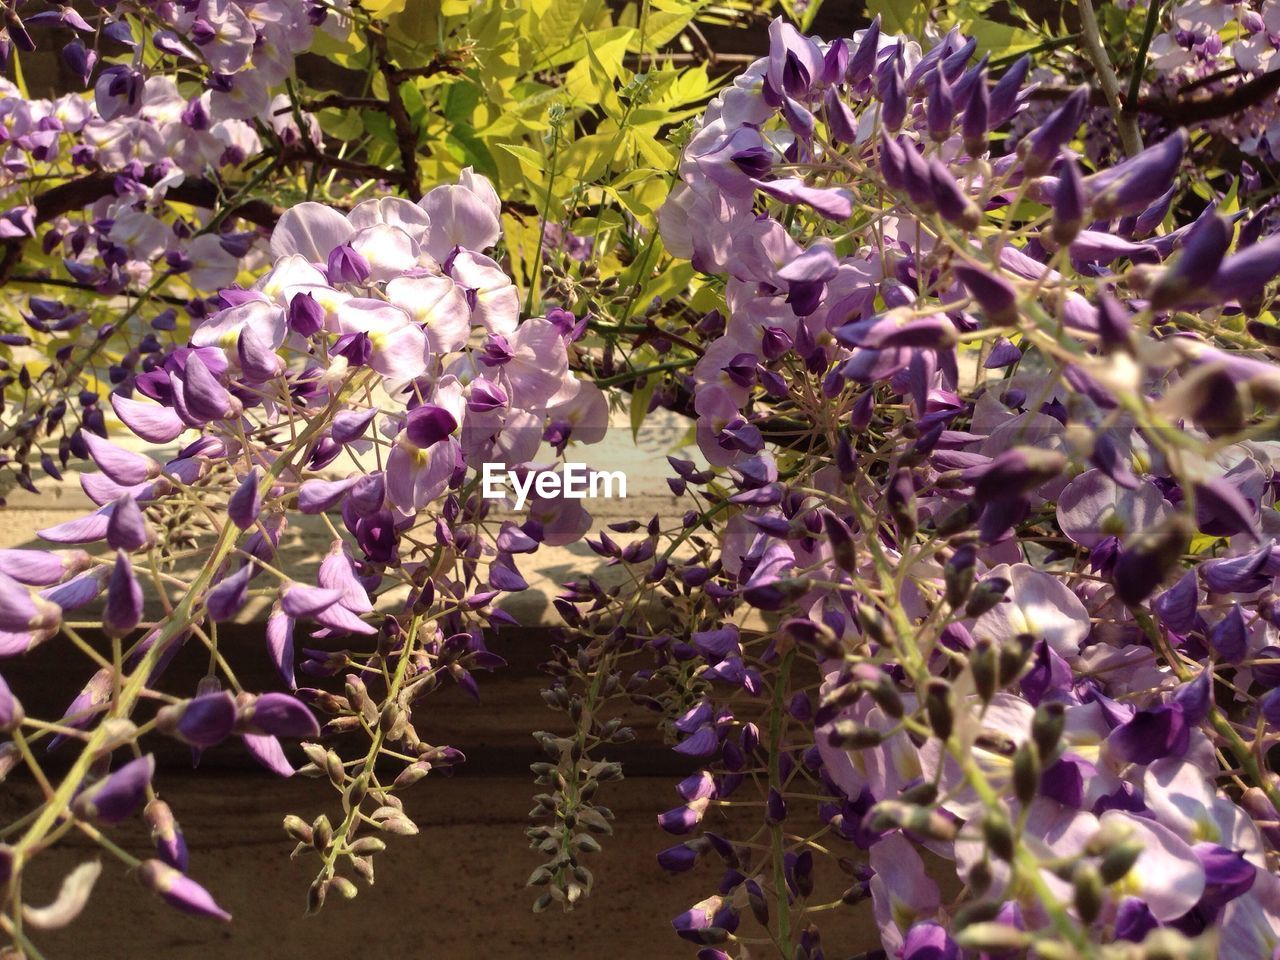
[80,432,160,487]
[1087,130,1188,219]
[765,19,823,101]
[1150,213,1230,309]
[205,565,251,622]
[287,292,326,336]
[902,921,959,960]
[110,393,186,443]
[1107,703,1189,765]
[1210,605,1248,664]
[157,691,237,749]
[953,264,1018,325]
[1022,85,1087,174]
[237,693,319,739]
[0,671,24,732]
[136,860,231,922]
[145,800,188,872]
[0,571,61,634]
[228,469,263,531]
[657,842,700,873]
[297,476,360,514]
[103,551,143,638]
[279,583,343,619]
[107,494,152,552]
[326,243,371,284]
[72,754,155,824]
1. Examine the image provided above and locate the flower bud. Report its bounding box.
[982,810,1014,861]
[953,264,1018,326]
[822,511,857,573]
[965,576,1010,618]
[972,639,999,702]
[856,603,891,646]
[1031,701,1065,758]
[954,923,1031,952]
[106,494,152,552]
[1021,85,1087,175]
[827,720,883,750]
[944,545,976,608]
[1099,840,1143,884]
[145,799,188,872]
[962,75,989,156]
[1013,741,1040,807]
[283,815,314,845]
[0,671,22,733]
[103,551,143,637]
[924,679,953,741]
[998,633,1035,686]
[1088,130,1188,220]
[1149,213,1230,310]
[967,447,1068,502]
[156,691,236,749]
[312,814,333,850]
[950,900,1001,930]
[968,857,994,895]
[879,57,906,131]
[1072,862,1104,924]
[928,158,981,229]
[869,801,957,841]
[1113,515,1191,605]
[927,72,953,142]
[228,468,262,531]
[781,618,842,658]
[888,468,917,540]
[1051,154,1085,247]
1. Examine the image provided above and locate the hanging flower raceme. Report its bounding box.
[0,169,607,939]
[521,15,1280,960]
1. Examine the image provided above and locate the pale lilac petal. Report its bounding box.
[242,733,294,777]
[269,202,354,263]
[1100,810,1205,921]
[973,563,1089,658]
[448,251,518,335]
[383,276,470,354]
[420,181,501,260]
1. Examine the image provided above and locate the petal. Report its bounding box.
[269,202,355,263]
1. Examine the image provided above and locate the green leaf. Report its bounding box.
[866,0,922,35]
[534,0,589,47]
[630,376,657,440]
[496,143,546,169]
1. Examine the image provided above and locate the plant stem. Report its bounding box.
[1077,0,1144,156]
[1126,0,1164,112]
[768,648,796,955]
[594,358,694,388]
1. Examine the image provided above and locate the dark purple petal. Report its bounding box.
[73,754,154,824]
[238,693,319,739]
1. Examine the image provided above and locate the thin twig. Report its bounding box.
[1126,0,1164,112]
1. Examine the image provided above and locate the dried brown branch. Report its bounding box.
[368,31,424,201]
[0,171,282,284]
[1029,69,1280,126]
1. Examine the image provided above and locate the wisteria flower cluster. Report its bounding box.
[0,168,607,947]
[7,2,1280,957]
[527,15,1280,960]
[14,0,329,124]
[1146,0,1280,158]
